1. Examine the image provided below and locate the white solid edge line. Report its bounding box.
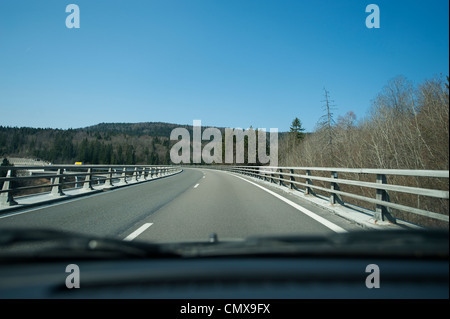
[123,223,153,241]
[229,173,347,233]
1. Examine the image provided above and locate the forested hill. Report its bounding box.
[0,122,195,165]
[0,121,287,166]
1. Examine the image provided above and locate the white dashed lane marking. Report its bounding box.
[123,223,153,241]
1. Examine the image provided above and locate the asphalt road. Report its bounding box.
[0,168,361,243]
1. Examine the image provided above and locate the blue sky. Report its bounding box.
[0,0,448,132]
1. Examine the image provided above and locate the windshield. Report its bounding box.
[0,0,448,304]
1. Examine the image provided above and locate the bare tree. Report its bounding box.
[317,88,337,166]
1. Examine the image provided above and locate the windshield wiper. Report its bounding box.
[0,228,181,261]
[166,229,449,259]
[0,228,447,261]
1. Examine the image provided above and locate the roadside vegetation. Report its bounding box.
[279,74,449,227]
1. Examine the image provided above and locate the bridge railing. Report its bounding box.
[218,166,449,224]
[0,164,181,207]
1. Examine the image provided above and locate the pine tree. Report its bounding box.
[290,117,305,140]
[1,157,12,167]
[1,158,13,180]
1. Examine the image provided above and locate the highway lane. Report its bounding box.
[134,169,347,243]
[0,168,361,243]
[0,169,204,239]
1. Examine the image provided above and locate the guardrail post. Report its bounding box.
[141,167,147,180]
[51,169,65,196]
[132,167,139,182]
[290,169,296,189]
[305,170,312,195]
[120,167,128,184]
[278,169,284,186]
[330,171,340,205]
[257,167,262,180]
[83,168,94,191]
[105,168,114,187]
[0,169,18,206]
[375,174,396,223]
[149,167,154,179]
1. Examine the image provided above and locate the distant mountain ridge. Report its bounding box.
[83,122,194,137]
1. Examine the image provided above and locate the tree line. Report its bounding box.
[0,124,172,165]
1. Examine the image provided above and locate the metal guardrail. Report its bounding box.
[217,166,449,223]
[2,163,448,225]
[0,164,181,207]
